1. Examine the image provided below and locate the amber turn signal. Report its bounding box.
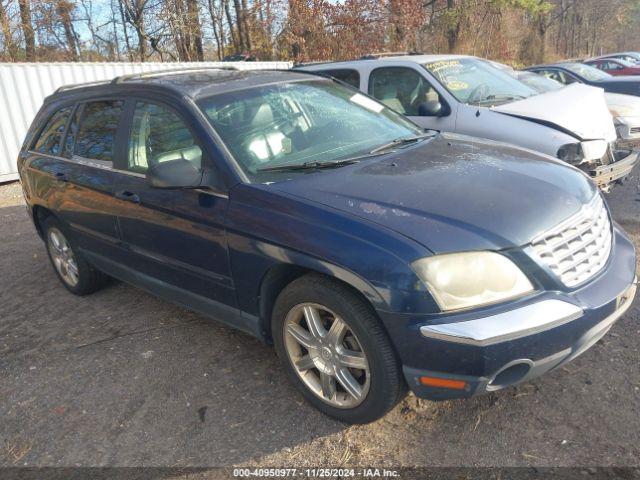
[419,376,467,390]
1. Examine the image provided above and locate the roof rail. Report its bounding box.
[360,51,423,60]
[112,65,239,84]
[292,60,338,68]
[55,79,110,94]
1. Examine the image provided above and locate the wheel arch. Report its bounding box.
[257,257,387,343]
[31,204,57,239]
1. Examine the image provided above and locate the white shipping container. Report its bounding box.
[0,61,291,182]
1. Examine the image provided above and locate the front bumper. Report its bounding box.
[378,226,637,401]
[588,149,638,190]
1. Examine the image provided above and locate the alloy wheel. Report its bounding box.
[47,227,79,287]
[283,302,370,408]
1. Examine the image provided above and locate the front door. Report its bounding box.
[367,66,457,132]
[110,99,244,330]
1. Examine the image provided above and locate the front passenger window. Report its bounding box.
[540,70,563,83]
[369,67,436,116]
[128,102,202,173]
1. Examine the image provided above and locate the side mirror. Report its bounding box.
[147,159,202,189]
[418,100,449,117]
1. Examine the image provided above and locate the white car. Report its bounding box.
[511,70,640,144]
[297,54,637,190]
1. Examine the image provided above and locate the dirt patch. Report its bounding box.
[0,176,639,468]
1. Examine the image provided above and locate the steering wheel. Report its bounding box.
[466,84,490,104]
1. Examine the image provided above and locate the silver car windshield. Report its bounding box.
[424,58,537,105]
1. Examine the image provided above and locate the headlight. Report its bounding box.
[412,252,534,311]
[557,143,584,164]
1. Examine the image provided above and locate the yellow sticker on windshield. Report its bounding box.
[445,80,468,90]
[427,60,461,72]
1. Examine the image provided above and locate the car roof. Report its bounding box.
[296,54,474,69]
[590,52,640,59]
[47,67,319,104]
[527,62,581,70]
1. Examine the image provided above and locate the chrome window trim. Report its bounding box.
[420,299,584,346]
[27,150,113,170]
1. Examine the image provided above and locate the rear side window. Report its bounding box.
[319,69,360,89]
[73,100,124,162]
[32,107,72,155]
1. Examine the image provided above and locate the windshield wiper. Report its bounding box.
[257,157,364,173]
[257,133,434,173]
[369,134,432,154]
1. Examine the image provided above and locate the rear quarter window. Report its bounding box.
[31,106,73,155]
[318,69,360,89]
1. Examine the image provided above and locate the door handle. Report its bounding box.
[115,190,140,204]
[54,172,69,182]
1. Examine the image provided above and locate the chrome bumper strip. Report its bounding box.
[420,299,584,346]
[421,280,637,347]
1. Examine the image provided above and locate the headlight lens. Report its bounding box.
[412,252,534,311]
[557,143,584,164]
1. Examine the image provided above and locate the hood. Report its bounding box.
[605,92,640,118]
[269,134,597,254]
[492,84,617,142]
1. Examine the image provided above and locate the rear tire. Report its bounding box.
[43,216,108,295]
[272,273,405,424]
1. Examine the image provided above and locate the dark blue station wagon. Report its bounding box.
[18,69,637,423]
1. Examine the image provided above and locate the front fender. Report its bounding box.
[226,184,439,317]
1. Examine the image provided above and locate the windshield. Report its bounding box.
[618,55,640,64]
[424,58,537,105]
[516,72,564,93]
[564,63,611,81]
[198,80,423,180]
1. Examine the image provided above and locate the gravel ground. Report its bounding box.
[0,171,639,470]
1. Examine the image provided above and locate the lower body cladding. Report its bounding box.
[379,227,637,401]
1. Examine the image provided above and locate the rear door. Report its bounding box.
[22,99,123,257]
[108,96,243,329]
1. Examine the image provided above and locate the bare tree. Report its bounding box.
[121,0,151,60]
[57,0,80,60]
[18,0,35,60]
[0,0,18,60]
[186,0,204,60]
[206,0,225,59]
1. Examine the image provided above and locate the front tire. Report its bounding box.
[43,216,108,295]
[272,273,405,424]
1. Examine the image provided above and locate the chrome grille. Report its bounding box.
[531,194,612,288]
